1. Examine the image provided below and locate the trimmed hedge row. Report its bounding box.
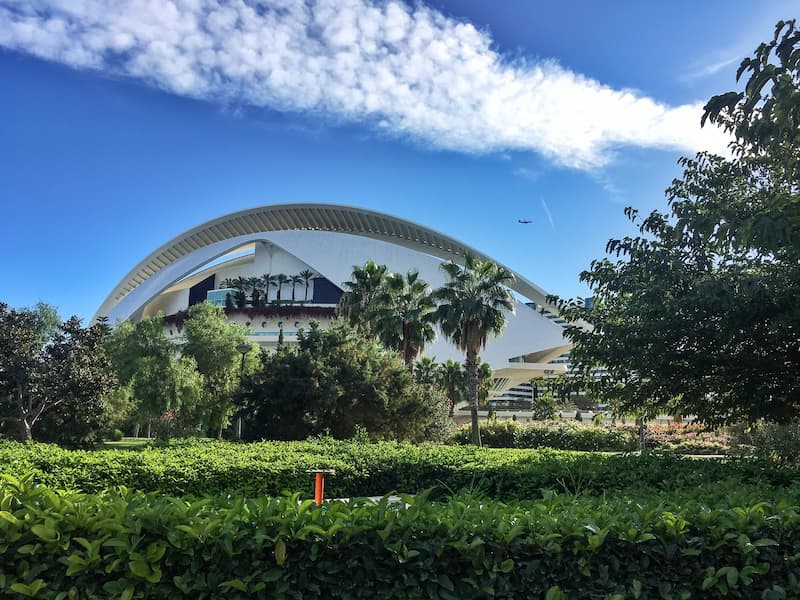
[1,475,799,598]
[449,420,638,451]
[0,439,794,500]
[449,420,732,455]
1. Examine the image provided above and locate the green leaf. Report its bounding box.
[31,525,59,543]
[499,559,514,573]
[438,574,455,591]
[10,580,46,597]
[129,560,151,579]
[0,510,20,525]
[274,539,287,566]
[545,586,564,600]
[263,568,283,583]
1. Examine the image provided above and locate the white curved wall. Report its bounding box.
[129,229,570,373]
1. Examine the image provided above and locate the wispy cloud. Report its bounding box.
[513,167,541,181]
[684,55,740,82]
[0,0,730,169]
[539,196,555,231]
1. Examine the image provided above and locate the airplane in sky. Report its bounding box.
[518,219,533,224]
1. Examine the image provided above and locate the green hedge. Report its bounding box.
[1,475,799,598]
[449,420,733,455]
[0,439,794,500]
[449,420,639,451]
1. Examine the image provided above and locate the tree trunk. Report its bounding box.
[217,420,224,440]
[133,422,140,438]
[465,349,481,447]
[21,419,32,443]
[146,421,151,439]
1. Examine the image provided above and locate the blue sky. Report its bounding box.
[0,0,794,320]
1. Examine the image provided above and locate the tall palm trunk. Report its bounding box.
[465,348,481,446]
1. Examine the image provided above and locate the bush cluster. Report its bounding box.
[449,420,638,452]
[449,420,733,454]
[0,439,793,500]
[1,475,799,599]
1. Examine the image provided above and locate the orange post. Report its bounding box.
[314,472,325,505]
[308,468,334,505]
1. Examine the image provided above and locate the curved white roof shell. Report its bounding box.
[96,203,559,323]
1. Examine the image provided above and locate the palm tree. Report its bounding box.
[260,273,275,304]
[373,270,437,369]
[433,252,514,446]
[231,276,249,309]
[414,356,440,386]
[439,359,466,419]
[298,269,316,302]
[338,260,389,334]
[273,274,289,306]
[247,276,263,308]
[290,275,304,305]
[219,278,236,308]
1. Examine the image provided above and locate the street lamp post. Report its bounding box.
[236,342,252,440]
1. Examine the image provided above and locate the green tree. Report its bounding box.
[299,269,316,302]
[21,302,61,344]
[272,274,289,306]
[231,276,249,309]
[290,274,303,305]
[106,316,177,436]
[247,276,263,308]
[434,253,514,445]
[338,260,388,334]
[182,302,250,438]
[438,359,466,418]
[238,322,448,442]
[260,273,275,305]
[414,356,441,386]
[0,304,116,445]
[373,270,437,369]
[554,21,800,425]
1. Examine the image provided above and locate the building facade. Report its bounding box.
[95,203,571,392]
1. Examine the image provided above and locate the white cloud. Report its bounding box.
[0,0,731,169]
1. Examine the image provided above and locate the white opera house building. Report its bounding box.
[94,204,571,394]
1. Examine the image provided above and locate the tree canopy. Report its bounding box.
[554,21,800,426]
[434,252,514,445]
[237,321,449,442]
[0,303,116,446]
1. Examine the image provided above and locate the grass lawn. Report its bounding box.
[100,437,152,450]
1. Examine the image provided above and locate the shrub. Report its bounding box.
[239,323,449,442]
[0,439,793,500]
[730,421,800,466]
[1,476,800,598]
[449,420,638,452]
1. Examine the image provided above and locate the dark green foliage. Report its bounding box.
[1,475,800,598]
[0,304,116,446]
[553,22,800,426]
[731,420,800,466]
[0,439,794,500]
[434,253,514,446]
[450,421,733,455]
[449,420,638,452]
[238,322,449,442]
